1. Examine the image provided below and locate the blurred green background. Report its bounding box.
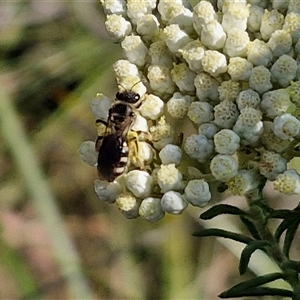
[0,2,292,299]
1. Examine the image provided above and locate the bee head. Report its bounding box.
[116,91,140,104]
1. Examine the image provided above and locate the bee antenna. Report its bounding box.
[117,80,142,92]
[117,83,126,91]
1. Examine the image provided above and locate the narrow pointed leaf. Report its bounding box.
[283,219,300,258]
[193,228,252,244]
[270,209,297,219]
[284,260,300,273]
[218,272,284,297]
[239,240,270,275]
[275,218,292,241]
[239,215,261,239]
[200,204,246,220]
[219,287,293,298]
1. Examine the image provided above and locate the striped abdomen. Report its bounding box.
[97,133,129,182]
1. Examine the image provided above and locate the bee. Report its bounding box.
[95,88,144,182]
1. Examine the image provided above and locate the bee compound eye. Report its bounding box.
[116,91,122,99]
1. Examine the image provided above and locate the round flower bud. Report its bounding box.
[283,12,300,43]
[158,1,192,23]
[272,0,288,11]
[214,100,239,129]
[126,0,152,25]
[214,129,240,155]
[261,89,291,118]
[202,50,227,77]
[150,117,175,150]
[79,141,98,166]
[163,24,192,55]
[218,80,241,102]
[159,144,182,166]
[288,1,300,14]
[157,164,183,193]
[100,0,126,16]
[139,94,164,120]
[193,1,217,36]
[201,20,226,50]
[121,35,148,68]
[267,30,292,59]
[131,141,153,167]
[125,170,153,198]
[147,65,176,97]
[184,134,214,163]
[228,170,260,196]
[261,129,290,153]
[167,4,194,35]
[259,151,287,181]
[116,192,139,219]
[236,89,260,110]
[139,197,165,222]
[247,5,263,33]
[105,14,132,41]
[179,39,205,73]
[136,14,159,41]
[187,101,214,125]
[166,92,192,119]
[171,63,196,93]
[228,57,253,81]
[90,94,112,120]
[249,66,272,94]
[194,73,220,103]
[198,123,219,139]
[221,2,249,32]
[233,107,263,145]
[273,114,300,140]
[184,179,211,207]
[223,28,249,57]
[288,80,300,108]
[161,191,188,214]
[113,59,140,78]
[210,154,238,182]
[260,9,284,41]
[247,39,273,67]
[274,169,300,195]
[149,41,173,68]
[270,55,297,88]
[131,114,148,132]
[94,179,122,203]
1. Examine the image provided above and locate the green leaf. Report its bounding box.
[284,260,300,273]
[270,209,298,219]
[283,219,300,258]
[239,240,270,275]
[275,218,293,241]
[219,287,293,298]
[193,228,253,244]
[239,215,261,239]
[200,204,246,220]
[218,272,286,298]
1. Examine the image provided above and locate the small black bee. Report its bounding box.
[95,88,142,182]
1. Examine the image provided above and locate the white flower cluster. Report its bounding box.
[80,0,300,221]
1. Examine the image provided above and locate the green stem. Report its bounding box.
[247,183,300,298]
[0,77,94,299]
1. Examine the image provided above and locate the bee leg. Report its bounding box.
[95,119,109,151]
[95,136,103,151]
[128,131,145,170]
[95,119,108,126]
